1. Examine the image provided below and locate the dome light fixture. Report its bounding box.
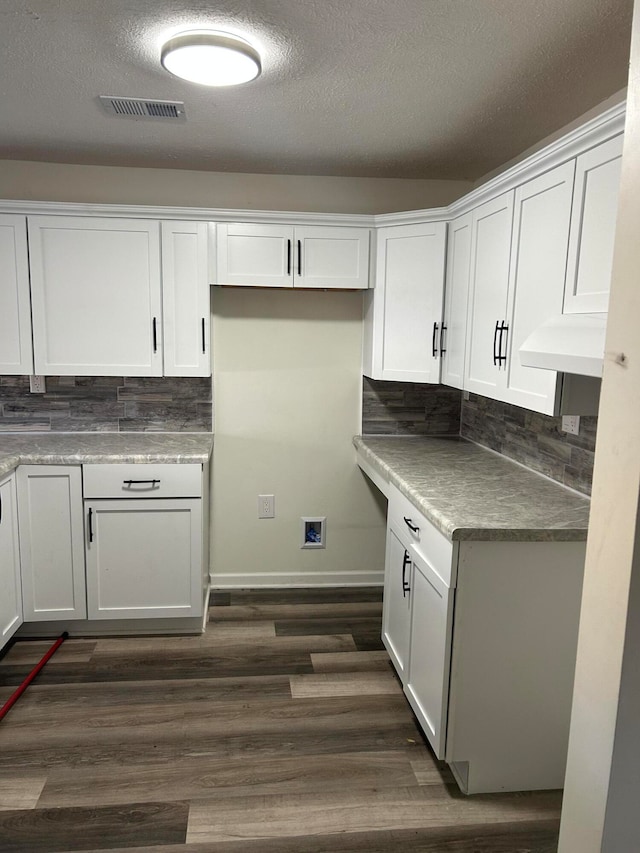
[161,30,262,87]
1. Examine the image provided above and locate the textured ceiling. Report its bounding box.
[0,0,633,180]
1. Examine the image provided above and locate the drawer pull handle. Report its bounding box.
[123,479,161,486]
[402,550,411,598]
[403,516,419,533]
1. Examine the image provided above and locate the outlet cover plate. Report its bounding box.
[561,415,580,435]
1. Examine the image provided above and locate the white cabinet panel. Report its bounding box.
[0,215,33,375]
[85,498,202,620]
[0,473,23,650]
[382,521,413,679]
[503,161,575,414]
[365,222,447,382]
[161,221,210,377]
[216,223,370,289]
[464,192,514,397]
[405,546,454,759]
[296,226,369,289]
[17,465,86,621]
[28,216,162,376]
[441,213,472,390]
[564,134,623,314]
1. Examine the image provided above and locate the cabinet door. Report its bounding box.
[85,498,202,619]
[295,226,370,289]
[465,192,514,397]
[216,223,293,287]
[0,215,33,375]
[369,222,447,382]
[161,221,210,377]
[28,216,162,376]
[382,520,413,681]
[564,134,623,314]
[503,161,575,414]
[441,213,472,390]
[17,466,86,621]
[0,474,23,650]
[404,547,454,759]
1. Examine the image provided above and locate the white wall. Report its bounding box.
[0,160,470,215]
[210,287,387,586]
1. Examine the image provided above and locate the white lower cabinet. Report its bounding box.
[0,473,23,650]
[17,465,87,621]
[382,483,585,793]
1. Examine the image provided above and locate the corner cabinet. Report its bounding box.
[215,223,370,289]
[0,215,33,375]
[363,222,447,382]
[0,473,23,651]
[441,213,472,389]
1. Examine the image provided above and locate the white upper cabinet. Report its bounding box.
[502,161,576,413]
[28,216,163,376]
[441,213,472,390]
[161,221,210,377]
[216,223,370,289]
[363,222,447,383]
[0,214,33,375]
[465,192,514,398]
[0,473,23,650]
[564,134,623,314]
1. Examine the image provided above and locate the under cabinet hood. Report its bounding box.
[519,313,607,378]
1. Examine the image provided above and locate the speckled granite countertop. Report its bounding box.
[354,435,590,542]
[0,433,213,480]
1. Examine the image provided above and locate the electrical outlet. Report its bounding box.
[561,415,580,435]
[29,375,46,394]
[258,494,275,518]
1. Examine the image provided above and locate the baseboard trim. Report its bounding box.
[210,571,384,589]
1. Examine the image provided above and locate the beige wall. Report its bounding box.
[558,11,640,852]
[0,160,470,215]
[210,287,386,585]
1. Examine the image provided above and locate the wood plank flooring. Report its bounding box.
[0,588,562,852]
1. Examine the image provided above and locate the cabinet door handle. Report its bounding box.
[493,320,500,366]
[403,516,419,534]
[439,323,447,357]
[123,479,160,486]
[297,239,302,276]
[88,507,94,543]
[201,317,206,354]
[152,317,158,353]
[432,322,439,358]
[287,239,292,275]
[498,321,509,366]
[402,550,411,598]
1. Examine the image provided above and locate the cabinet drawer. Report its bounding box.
[83,463,202,499]
[388,486,454,586]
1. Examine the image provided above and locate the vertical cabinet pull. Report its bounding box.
[297,240,302,277]
[493,320,500,365]
[287,239,292,276]
[152,317,158,353]
[201,318,206,354]
[439,323,447,357]
[402,550,411,598]
[88,507,94,543]
[498,322,509,366]
[432,322,439,358]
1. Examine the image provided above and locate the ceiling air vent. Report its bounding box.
[99,96,186,121]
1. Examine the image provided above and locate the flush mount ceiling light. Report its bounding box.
[160,30,261,86]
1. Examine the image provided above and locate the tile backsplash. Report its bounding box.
[362,377,462,436]
[460,393,596,495]
[0,376,212,432]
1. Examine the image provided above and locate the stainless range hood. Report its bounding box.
[519,313,607,378]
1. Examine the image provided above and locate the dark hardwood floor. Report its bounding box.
[0,588,562,852]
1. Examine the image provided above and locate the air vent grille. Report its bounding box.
[99,96,186,121]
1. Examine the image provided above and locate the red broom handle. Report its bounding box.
[0,631,69,722]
